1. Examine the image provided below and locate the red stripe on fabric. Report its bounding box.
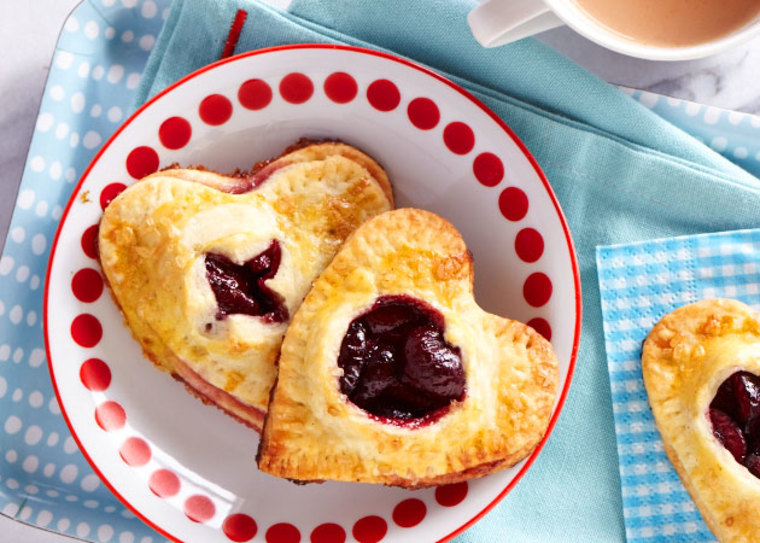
[221,9,248,59]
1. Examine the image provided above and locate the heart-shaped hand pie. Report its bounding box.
[257,208,559,487]
[98,142,393,431]
[643,298,760,542]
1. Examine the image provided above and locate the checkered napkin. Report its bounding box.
[597,228,760,543]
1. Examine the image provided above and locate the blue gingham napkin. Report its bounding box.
[597,228,760,543]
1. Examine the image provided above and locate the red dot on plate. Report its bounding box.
[279,73,314,104]
[324,72,358,104]
[81,224,100,260]
[158,116,192,150]
[407,97,440,130]
[71,314,102,348]
[435,482,469,507]
[126,146,159,179]
[71,268,103,303]
[99,182,127,210]
[523,273,553,307]
[473,152,504,187]
[199,94,233,126]
[352,516,387,543]
[224,514,258,542]
[119,437,151,467]
[80,358,111,391]
[149,469,181,498]
[498,186,529,221]
[366,79,400,112]
[515,228,544,263]
[265,522,301,543]
[95,401,126,431]
[392,498,426,528]
[184,494,216,523]
[310,523,345,543]
[527,317,552,341]
[443,122,475,155]
[238,79,273,110]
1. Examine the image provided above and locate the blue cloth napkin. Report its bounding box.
[135,1,760,541]
[598,228,760,543]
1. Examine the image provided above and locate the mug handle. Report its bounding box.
[467,0,563,47]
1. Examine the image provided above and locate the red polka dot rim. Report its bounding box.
[44,44,580,543]
[149,469,181,499]
[392,498,427,528]
[125,146,159,179]
[366,79,401,112]
[159,116,193,149]
[99,182,127,210]
[324,72,358,104]
[407,97,440,130]
[238,79,273,110]
[199,94,234,125]
[279,72,314,104]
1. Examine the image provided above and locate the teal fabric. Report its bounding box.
[135,1,760,541]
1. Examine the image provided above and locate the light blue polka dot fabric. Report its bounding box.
[0,1,171,541]
[1,0,759,541]
[598,229,760,543]
[624,88,760,179]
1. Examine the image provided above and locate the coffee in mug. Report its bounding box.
[574,0,760,47]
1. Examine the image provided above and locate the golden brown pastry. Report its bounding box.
[98,142,393,432]
[258,208,559,487]
[643,298,760,543]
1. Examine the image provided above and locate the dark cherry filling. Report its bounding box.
[204,240,288,323]
[337,295,465,425]
[710,371,760,477]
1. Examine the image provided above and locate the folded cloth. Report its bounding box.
[135,0,760,541]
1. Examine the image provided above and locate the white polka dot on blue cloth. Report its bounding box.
[84,21,100,39]
[31,234,47,255]
[76,522,91,538]
[30,156,45,172]
[108,65,124,84]
[17,190,35,209]
[98,524,114,542]
[36,510,53,528]
[9,306,22,325]
[60,464,79,484]
[64,16,79,32]
[15,266,29,282]
[56,123,70,139]
[138,34,155,51]
[36,113,54,132]
[83,131,102,149]
[71,93,86,113]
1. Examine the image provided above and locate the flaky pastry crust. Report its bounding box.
[98,142,392,432]
[258,208,559,487]
[643,298,760,543]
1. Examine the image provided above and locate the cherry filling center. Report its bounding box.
[710,371,760,478]
[337,295,465,424]
[204,240,288,323]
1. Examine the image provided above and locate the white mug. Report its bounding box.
[467,0,760,61]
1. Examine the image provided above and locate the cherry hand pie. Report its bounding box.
[257,208,559,487]
[643,298,760,542]
[98,142,393,431]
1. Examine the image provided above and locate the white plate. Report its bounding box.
[44,45,581,543]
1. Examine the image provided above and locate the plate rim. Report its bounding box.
[43,43,582,543]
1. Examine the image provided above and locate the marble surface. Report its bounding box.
[1,1,760,541]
